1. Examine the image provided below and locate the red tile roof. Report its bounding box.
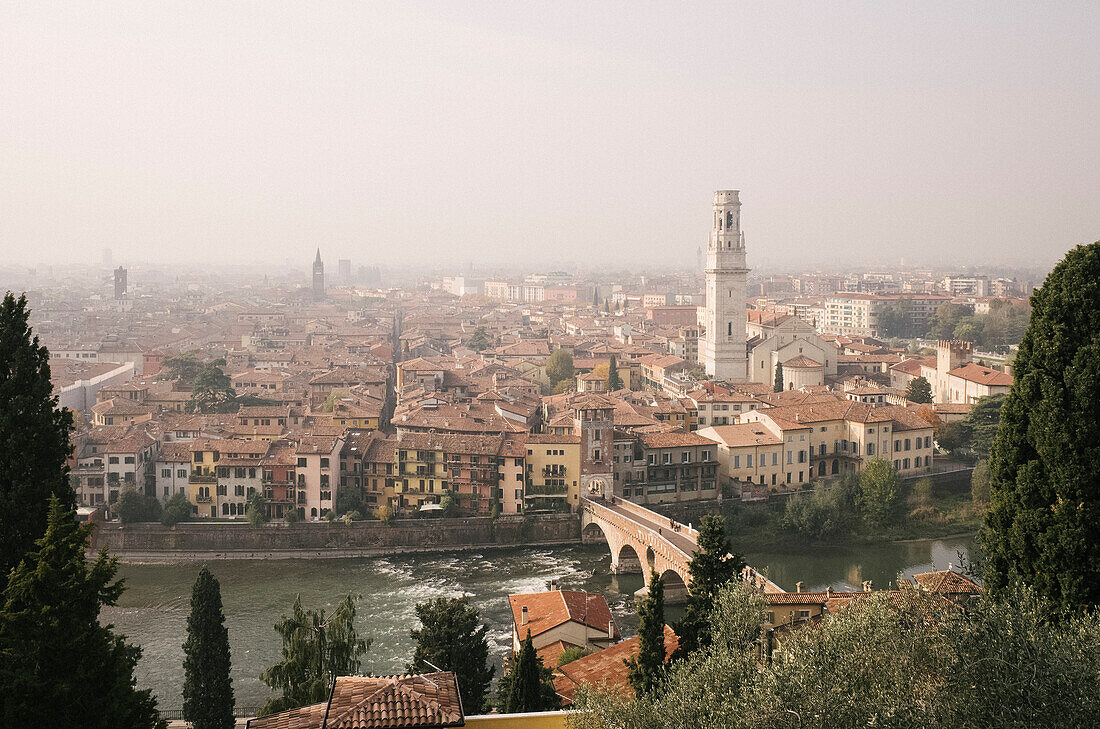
[509,590,619,640]
[246,673,464,729]
[553,626,679,705]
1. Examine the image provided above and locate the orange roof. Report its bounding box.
[553,626,679,705]
[911,570,983,594]
[509,590,619,640]
[947,362,1013,387]
[247,672,463,729]
[697,423,782,448]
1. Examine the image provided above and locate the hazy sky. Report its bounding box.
[2,2,1097,271]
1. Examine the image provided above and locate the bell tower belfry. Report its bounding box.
[700,190,749,382]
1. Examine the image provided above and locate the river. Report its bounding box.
[103,537,974,712]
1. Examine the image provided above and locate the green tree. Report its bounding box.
[574,582,1100,729]
[952,317,984,344]
[497,630,560,713]
[183,567,234,729]
[115,487,163,523]
[781,481,856,540]
[626,570,666,697]
[905,375,933,403]
[927,302,970,339]
[439,492,457,517]
[935,420,972,455]
[674,514,745,659]
[970,459,991,506]
[877,303,913,338]
[258,594,370,716]
[335,484,363,517]
[373,504,394,523]
[463,326,495,352]
[551,379,575,395]
[773,361,784,393]
[161,491,193,526]
[982,242,1100,611]
[962,393,1005,458]
[158,352,204,385]
[245,492,269,526]
[556,646,586,666]
[0,496,163,728]
[188,359,236,413]
[0,292,75,577]
[407,596,495,714]
[859,458,903,528]
[607,355,624,391]
[545,349,575,390]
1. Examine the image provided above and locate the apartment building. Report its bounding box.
[613,431,719,504]
[524,434,581,512]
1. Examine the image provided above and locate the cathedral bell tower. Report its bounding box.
[701,190,749,382]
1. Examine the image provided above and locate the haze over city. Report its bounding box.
[2,1,1098,270]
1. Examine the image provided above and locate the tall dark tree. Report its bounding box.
[626,570,666,696]
[188,359,236,413]
[258,594,370,716]
[905,375,933,404]
[982,241,1100,610]
[497,630,560,713]
[407,596,495,714]
[607,355,624,391]
[673,514,744,659]
[773,362,784,393]
[0,292,75,577]
[0,496,163,728]
[183,567,234,729]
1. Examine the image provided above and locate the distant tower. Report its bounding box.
[312,249,325,301]
[338,258,352,283]
[701,190,749,382]
[113,266,128,300]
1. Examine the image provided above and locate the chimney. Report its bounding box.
[862,580,873,592]
[795,581,804,593]
[520,606,528,625]
[608,620,614,638]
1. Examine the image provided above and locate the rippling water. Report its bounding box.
[103,537,973,711]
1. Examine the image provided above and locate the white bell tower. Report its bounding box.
[701,190,749,382]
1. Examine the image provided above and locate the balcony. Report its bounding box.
[526,484,568,496]
[189,471,217,484]
[195,495,212,504]
[542,465,567,477]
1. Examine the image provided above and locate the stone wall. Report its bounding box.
[91,513,581,562]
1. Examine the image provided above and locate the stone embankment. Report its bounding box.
[90,513,581,563]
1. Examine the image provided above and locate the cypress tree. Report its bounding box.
[773,361,784,393]
[607,355,624,391]
[0,496,162,728]
[674,514,744,659]
[498,631,560,713]
[408,596,495,714]
[982,241,1100,610]
[0,292,75,577]
[183,567,234,729]
[626,570,666,696]
[905,375,933,404]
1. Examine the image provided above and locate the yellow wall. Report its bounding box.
[466,711,568,728]
[525,442,581,505]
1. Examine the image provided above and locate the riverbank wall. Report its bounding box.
[90,513,581,563]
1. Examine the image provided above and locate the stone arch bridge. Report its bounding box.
[579,496,779,602]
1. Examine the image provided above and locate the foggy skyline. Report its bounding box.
[2,2,1097,270]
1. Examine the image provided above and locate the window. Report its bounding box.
[178,469,186,478]
[297,457,307,467]
[746,454,753,468]
[593,449,601,461]
[109,456,119,465]
[904,438,911,451]
[161,469,170,478]
[733,455,740,468]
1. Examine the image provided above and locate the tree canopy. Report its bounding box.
[0,292,75,577]
[773,361,784,393]
[116,487,163,523]
[497,630,560,713]
[183,567,234,729]
[982,241,1100,610]
[0,496,163,728]
[626,570,666,697]
[407,596,495,714]
[905,375,933,404]
[258,594,370,716]
[545,349,575,390]
[674,514,744,659]
[858,459,903,528]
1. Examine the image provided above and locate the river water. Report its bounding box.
[103,537,974,712]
